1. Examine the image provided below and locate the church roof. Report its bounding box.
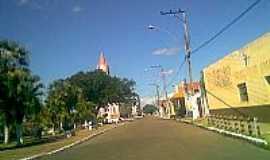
[98,51,107,66]
[96,51,110,74]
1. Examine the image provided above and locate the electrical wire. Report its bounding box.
[191,0,262,55]
[166,0,262,88]
[166,58,186,87]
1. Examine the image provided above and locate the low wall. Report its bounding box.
[210,104,270,122]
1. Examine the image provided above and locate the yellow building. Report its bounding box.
[203,33,270,122]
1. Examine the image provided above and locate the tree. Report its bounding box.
[29,105,52,139]
[68,70,136,113]
[120,104,132,118]
[47,80,73,132]
[143,104,157,115]
[10,69,43,145]
[0,40,28,144]
[46,80,95,132]
[0,40,43,145]
[75,97,96,123]
[46,65,137,132]
[46,79,66,132]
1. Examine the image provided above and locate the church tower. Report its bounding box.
[96,51,110,75]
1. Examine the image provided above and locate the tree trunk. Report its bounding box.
[52,124,56,135]
[16,123,23,146]
[4,124,9,144]
[60,121,63,130]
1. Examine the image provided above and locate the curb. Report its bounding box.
[178,119,268,147]
[19,123,125,160]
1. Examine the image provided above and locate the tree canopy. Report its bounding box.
[143,104,157,115]
[46,79,96,131]
[68,70,136,107]
[0,40,43,145]
[0,40,138,145]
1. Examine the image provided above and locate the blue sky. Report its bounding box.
[0,0,270,98]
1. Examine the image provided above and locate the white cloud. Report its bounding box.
[17,0,44,10]
[18,0,30,5]
[152,47,180,56]
[141,96,155,107]
[161,69,174,75]
[72,6,83,13]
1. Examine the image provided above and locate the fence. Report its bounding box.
[207,114,261,137]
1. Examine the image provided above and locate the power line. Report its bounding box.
[191,0,262,55]
[167,58,186,87]
[161,0,262,93]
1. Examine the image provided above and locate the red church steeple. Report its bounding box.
[97,51,110,75]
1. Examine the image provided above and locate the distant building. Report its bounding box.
[107,103,120,123]
[96,51,110,75]
[98,103,120,123]
[170,81,207,119]
[203,32,270,122]
[158,100,165,117]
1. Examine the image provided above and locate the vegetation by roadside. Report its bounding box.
[143,104,157,115]
[260,123,270,149]
[0,133,64,151]
[0,124,116,160]
[0,40,137,149]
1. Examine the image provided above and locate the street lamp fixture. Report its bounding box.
[147,24,179,44]
[147,24,157,30]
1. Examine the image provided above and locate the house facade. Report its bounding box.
[203,33,270,122]
[170,81,208,119]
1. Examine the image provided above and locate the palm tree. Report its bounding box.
[0,40,43,145]
[0,40,28,144]
[9,69,43,145]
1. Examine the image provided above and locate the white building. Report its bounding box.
[98,103,120,123]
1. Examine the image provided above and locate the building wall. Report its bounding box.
[203,33,270,113]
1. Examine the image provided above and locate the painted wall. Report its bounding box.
[203,33,270,110]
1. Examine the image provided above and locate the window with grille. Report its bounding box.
[265,76,270,85]
[237,83,248,102]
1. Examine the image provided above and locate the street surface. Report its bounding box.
[40,117,270,160]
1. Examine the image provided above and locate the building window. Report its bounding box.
[265,76,270,85]
[237,83,248,102]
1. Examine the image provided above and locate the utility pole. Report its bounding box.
[161,9,193,95]
[149,83,160,108]
[150,65,168,102]
[161,68,168,101]
[156,84,160,108]
[149,83,160,117]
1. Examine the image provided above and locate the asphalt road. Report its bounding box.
[39,117,270,160]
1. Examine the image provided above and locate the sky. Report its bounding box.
[1,0,270,102]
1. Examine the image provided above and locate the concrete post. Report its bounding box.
[88,121,92,131]
[253,117,258,137]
